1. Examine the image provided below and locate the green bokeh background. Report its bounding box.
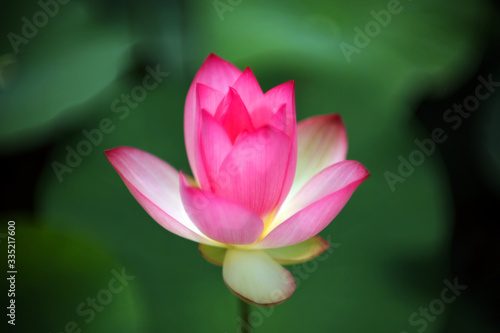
[1,0,499,332]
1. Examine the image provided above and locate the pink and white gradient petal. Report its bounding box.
[288,114,348,199]
[257,161,369,248]
[104,147,216,245]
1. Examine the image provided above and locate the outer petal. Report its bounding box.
[264,236,330,265]
[185,54,242,181]
[199,110,233,191]
[179,173,264,245]
[257,161,369,248]
[223,249,296,306]
[199,243,227,266]
[214,126,292,216]
[104,147,215,245]
[288,114,348,199]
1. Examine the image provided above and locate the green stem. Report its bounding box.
[239,298,253,333]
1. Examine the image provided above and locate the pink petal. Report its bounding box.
[105,147,215,245]
[231,67,263,112]
[248,105,274,130]
[289,114,348,199]
[246,81,297,204]
[214,88,255,143]
[191,84,227,188]
[268,104,287,133]
[185,54,242,182]
[197,83,225,116]
[199,110,233,191]
[214,126,292,217]
[262,81,296,138]
[257,161,369,248]
[268,103,297,214]
[179,173,264,245]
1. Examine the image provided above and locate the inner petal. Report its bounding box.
[249,104,274,129]
[214,126,292,216]
[215,88,255,143]
[196,83,225,116]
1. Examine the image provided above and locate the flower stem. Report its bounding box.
[239,298,253,333]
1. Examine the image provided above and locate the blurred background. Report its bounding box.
[1,0,499,332]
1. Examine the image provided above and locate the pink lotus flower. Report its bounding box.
[105,54,369,306]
